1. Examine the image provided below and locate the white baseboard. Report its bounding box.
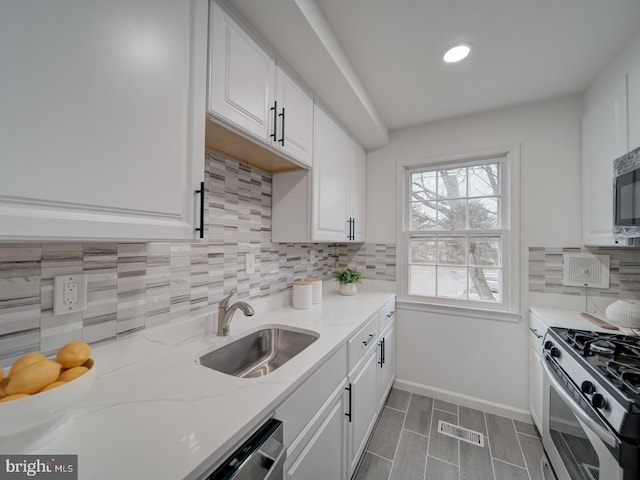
[394,378,533,424]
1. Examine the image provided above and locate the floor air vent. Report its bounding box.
[582,464,599,480]
[437,420,484,447]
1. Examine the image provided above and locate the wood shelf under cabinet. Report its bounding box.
[205,117,305,174]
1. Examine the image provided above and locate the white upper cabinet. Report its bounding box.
[629,63,640,152]
[272,105,367,243]
[276,66,314,167]
[312,106,366,242]
[209,1,275,141]
[312,106,351,242]
[582,77,628,246]
[208,1,313,168]
[349,141,367,242]
[0,0,207,241]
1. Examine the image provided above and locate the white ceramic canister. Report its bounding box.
[307,277,322,304]
[605,299,640,327]
[292,280,313,309]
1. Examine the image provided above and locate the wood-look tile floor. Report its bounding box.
[354,388,545,480]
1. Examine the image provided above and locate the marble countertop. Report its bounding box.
[530,306,636,334]
[6,285,394,480]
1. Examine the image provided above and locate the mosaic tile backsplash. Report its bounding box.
[529,246,640,299]
[0,152,396,365]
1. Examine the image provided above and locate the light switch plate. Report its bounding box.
[54,274,88,315]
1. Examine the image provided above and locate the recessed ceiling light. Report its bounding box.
[442,43,472,63]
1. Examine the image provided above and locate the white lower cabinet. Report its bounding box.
[286,380,348,480]
[528,312,546,432]
[347,350,379,477]
[276,298,395,480]
[377,322,396,411]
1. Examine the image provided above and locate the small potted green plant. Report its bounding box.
[334,267,362,296]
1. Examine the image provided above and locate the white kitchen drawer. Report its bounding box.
[347,314,378,374]
[378,299,396,332]
[275,344,347,447]
[529,312,547,347]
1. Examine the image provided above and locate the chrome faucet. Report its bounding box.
[217,289,255,336]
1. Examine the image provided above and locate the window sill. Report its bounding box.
[396,299,522,323]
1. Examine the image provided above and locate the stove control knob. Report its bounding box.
[581,381,595,395]
[549,347,561,358]
[592,393,606,410]
[544,340,553,350]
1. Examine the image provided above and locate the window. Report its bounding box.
[404,153,516,310]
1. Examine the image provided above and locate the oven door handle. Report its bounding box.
[542,355,618,448]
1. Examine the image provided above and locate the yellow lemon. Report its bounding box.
[0,393,31,403]
[58,366,89,382]
[9,353,47,378]
[5,359,62,395]
[56,342,91,369]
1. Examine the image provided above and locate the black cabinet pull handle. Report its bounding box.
[345,384,352,422]
[195,181,205,239]
[270,101,278,142]
[347,217,354,241]
[378,339,384,367]
[278,107,285,146]
[382,337,386,366]
[529,327,543,339]
[362,333,375,346]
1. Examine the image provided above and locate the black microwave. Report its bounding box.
[614,145,640,243]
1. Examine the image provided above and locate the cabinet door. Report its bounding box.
[312,106,350,242]
[528,333,543,432]
[209,1,274,141]
[276,66,313,167]
[348,350,378,476]
[286,386,347,480]
[582,77,628,246]
[349,139,367,242]
[0,0,207,241]
[377,324,396,410]
[629,64,640,152]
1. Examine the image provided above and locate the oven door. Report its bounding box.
[542,354,623,480]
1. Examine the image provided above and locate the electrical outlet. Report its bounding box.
[64,282,78,305]
[54,274,88,315]
[309,249,316,265]
[245,253,256,275]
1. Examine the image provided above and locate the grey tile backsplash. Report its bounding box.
[529,246,640,299]
[0,152,396,365]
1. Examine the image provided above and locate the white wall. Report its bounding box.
[585,30,640,109]
[367,94,584,413]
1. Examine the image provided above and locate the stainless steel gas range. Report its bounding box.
[541,327,640,480]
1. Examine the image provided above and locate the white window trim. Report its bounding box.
[396,145,521,319]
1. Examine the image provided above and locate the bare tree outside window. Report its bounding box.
[408,162,502,303]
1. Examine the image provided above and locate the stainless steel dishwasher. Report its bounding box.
[205,418,285,480]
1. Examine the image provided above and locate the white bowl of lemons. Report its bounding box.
[0,342,96,435]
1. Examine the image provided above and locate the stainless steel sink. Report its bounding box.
[197,327,319,378]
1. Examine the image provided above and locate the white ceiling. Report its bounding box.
[227,0,640,148]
